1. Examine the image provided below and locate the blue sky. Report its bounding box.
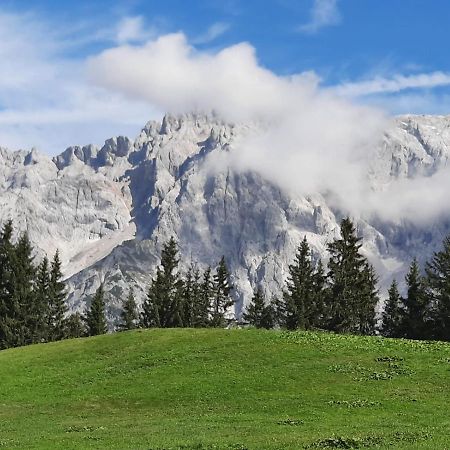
[1,0,450,154]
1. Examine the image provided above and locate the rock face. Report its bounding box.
[1,113,450,325]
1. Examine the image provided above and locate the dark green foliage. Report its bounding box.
[0,221,14,348]
[243,288,274,329]
[195,266,214,327]
[33,256,50,342]
[279,237,326,330]
[47,250,67,341]
[402,258,429,340]
[141,237,184,328]
[119,289,138,331]
[325,218,378,335]
[180,264,203,327]
[85,284,107,336]
[6,232,36,347]
[210,256,234,327]
[425,236,450,340]
[64,312,86,338]
[380,280,404,338]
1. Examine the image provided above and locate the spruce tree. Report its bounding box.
[0,220,14,348]
[326,218,378,334]
[48,250,67,341]
[85,283,107,336]
[425,236,450,340]
[8,232,36,347]
[243,288,274,329]
[210,256,234,327]
[194,266,213,327]
[402,258,429,340]
[140,237,183,328]
[181,264,202,328]
[119,289,138,331]
[280,237,317,330]
[380,279,403,338]
[64,312,86,338]
[311,259,326,328]
[33,256,50,342]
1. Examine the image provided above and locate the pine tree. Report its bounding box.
[85,283,107,336]
[425,236,450,340]
[243,288,274,329]
[326,218,378,334]
[280,237,317,330]
[64,312,86,338]
[402,258,429,340]
[380,279,404,338]
[48,250,67,341]
[311,259,327,328]
[181,264,202,328]
[119,289,138,331]
[210,256,234,327]
[140,237,183,328]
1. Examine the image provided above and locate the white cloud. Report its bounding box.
[298,0,341,34]
[192,22,230,44]
[335,71,450,98]
[116,16,157,44]
[0,10,159,154]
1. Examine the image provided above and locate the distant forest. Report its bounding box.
[1,216,450,350]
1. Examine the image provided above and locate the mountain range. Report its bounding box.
[2,113,450,324]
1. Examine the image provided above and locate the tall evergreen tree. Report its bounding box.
[243,288,274,329]
[380,279,404,338]
[0,220,14,348]
[194,266,213,327]
[48,250,67,341]
[425,236,450,340]
[280,237,319,330]
[326,218,378,334]
[7,232,36,347]
[33,256,50,342]
[140,237,183,328]
[85,283,107,336]
[180,264,202,328]
[311,259,327,328]
[210,256,234,327]
[119,289,138,331]
[402,258,429,340]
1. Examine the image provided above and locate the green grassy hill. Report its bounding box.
[0,329,449,449]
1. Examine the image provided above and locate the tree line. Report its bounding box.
[3,217,450,349]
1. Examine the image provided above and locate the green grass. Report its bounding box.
[0,329,450,449]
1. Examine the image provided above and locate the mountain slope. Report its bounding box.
[1,113,450,320]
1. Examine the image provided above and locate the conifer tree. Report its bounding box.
[311,259,327,328]
[64,312,86,338]
[85,283,107,336]
[380,279,403,338]
[280,237,318,330]
[0,220,14,348]
[402,258,429,339]
[48,250,67,341]
[326,218,378,334]
[181,264,202,327]
[33,256,50,342]
[425,236,450,340]
[7,232,36,347]
[194,266,213,327]
[141,237,183,328]
[243,288,274,329]
[119,289,138,331]
[210,256,234,327]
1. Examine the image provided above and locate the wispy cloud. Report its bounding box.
[334,71,450,98]
[298,0,341,34]
[116,16,158,44]
[0,10,158,154]
[192,22,230,44]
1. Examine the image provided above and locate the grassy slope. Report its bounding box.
[0,329,449,449]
